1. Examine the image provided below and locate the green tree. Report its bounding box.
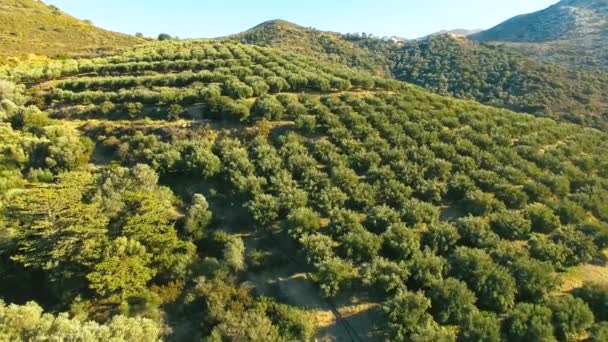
[449,247,516,312]
[457,311,501,342]
[422,222,460,256]
[504,303,556,342]
[0,301,161,341]
[299,233,337,265]
[510,258,558,302]
[87,237,155,298]
[590,322,608,342]
[526,203,561,233]
[382,290,451,342]
[184,193,213,241]
[362,257,409,295]
[7,172,108,300]
[573,282,608,321]
[548,294,594,341]
[251,95,285,120]
[166,103,183,121]
[224,237,246,271]
[489,210,532,240]
[313,257,356,298]
[286,207,321,238]
[428,278,476,325]
[382,223,420,261]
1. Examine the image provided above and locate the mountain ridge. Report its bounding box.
[471,0,608,69]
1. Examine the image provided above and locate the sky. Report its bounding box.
[46,0,559,39]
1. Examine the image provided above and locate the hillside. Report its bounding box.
[471,0,608,69]
[392,34,608,129]
[229,21,608,130]
[229,19,395,76]
[2,39,608,341]
[0,0,143,57]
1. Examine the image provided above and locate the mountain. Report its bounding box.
[229,20,608,130]
[4,38,608,341]
[471,0,608,69]
[427,28,483,38]
[392,34,608,129]
[0,0,143,57]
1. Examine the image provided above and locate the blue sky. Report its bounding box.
[46,0,559,39]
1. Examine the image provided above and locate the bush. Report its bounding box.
[573,282,608,321]
[526,203,561,233]
[167,104,183,121]
[547,295,594,341]
[382,223,420,261]
[313,257,356,298]
[422,222,460,256]
[266,76,290,93]
[429,278,476,325]
[286,207,321,238]
[504,303,555,342]
[362,257,409,294]
[295,115,316,133]
[489,210,531,240]
[251,95,285,120]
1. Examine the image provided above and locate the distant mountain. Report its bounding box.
[427,29,482,38]
[0,0,143,57]
[471,0,608,69]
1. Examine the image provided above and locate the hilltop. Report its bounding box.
[471,0,608,69]
[0,0,143,57]
[229,19,395,76]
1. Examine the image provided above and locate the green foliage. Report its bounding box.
[362,257,409,294]
[591,322,608,342]
[157,33,173,41]
[457,311,501,342]
[286,207,321,238]
[0,301,160,342]
[223,237,246,271]
[251,94,285,120]
[547,295,594,341]
[526,203,561,234]
[87,237,155,298]
[184,194,213,241]
[382,223,420,261]
[504,303,556,342]
[313,257,356,298]
[428,278,476,325]
[573,282,608,321]
[510,258,558,303]
[383,290,455,342]
[450,247,516,312]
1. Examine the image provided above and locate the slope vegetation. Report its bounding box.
[2,40,608,341]
[0,0,142,57]
[229,22,608,130]
[229,20,394,76]
[392,34,608,129]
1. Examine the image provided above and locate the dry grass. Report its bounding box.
[0,0,143,57]
[561,250,608,292]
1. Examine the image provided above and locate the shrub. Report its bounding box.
[489,210,531,240]
[504,303,555,342]
[251,95,285,120]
